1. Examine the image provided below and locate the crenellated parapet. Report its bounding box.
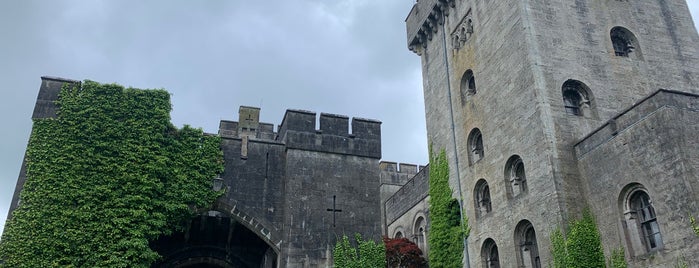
[405,0,456,54]
[379,161,426,185]
[218,107,382,158]
[277,109,382,159]
[218,106,276,141]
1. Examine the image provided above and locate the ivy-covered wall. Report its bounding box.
[0,81,223,267]
[333,234,385,268]
[427,149,467,268]
[550,209,608,268]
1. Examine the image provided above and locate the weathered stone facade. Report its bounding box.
[397,0,699,267]
[7,77,386,268]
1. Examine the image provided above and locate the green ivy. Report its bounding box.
[608,247,627,268]
[550,228,566,268]
[549,209,607,268]
[427,148,467,268]
[690,214,699,237]
[333,234,385,268]
[0,81,224,267]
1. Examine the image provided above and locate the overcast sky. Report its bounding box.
[1,1,698,237]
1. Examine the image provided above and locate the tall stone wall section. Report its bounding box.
[575,90,699,267]
[379,161,424,234]
[407,0,567,265]
[406,0,699,267]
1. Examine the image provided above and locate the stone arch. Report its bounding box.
[460,69,477,104]
[151,201,281,268]
[473,178,492,218]
[481,238,500,268]
[514,219,541,268]
[618,183,663,256]
[413,215,427,252]
[561,79,595,118]
[468,128,484,165]
[216,200,282,253]
[610,26,642,59]
[504,155,527,198]
[393,226,405,239]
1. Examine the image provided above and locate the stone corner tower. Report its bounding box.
[406,0,699,267]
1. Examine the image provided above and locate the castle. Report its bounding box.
[387,0,699,267]
[5,0,699,267]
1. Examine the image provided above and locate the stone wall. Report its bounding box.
[576,90,699,267]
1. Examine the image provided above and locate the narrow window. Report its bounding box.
[611,27,637,57]
[515,220,541,268]
[482,238,500,268]
[468,128,484,165]
[395,231,403,238]
[561,80,592,117]
[474,179,492,217]
[413,217,427,252]
[630,192,662,250]
[505,155,527,198]
[460,69,477,104]
[620,184,663,256]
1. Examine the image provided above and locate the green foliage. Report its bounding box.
[550,228,567,268]
[0,81,224,267]
[427,149,467,268]
[690,214,699,237]
[608,247,627,268]
[549,209,607,268]
[674,255,689,268]
[333,234,385,268]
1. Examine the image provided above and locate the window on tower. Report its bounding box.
[460,69,477,104]
[505,155,527,198]
[611,27,642,59]
[561,80,593,117]
[481,238,500,268]
[468,128,484,165]
[474,179,492,217]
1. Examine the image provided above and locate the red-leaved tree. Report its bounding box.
[383,236,428,268]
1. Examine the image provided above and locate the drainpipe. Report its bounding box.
[440,15,471,268]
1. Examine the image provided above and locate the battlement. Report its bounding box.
[219,107,382,158]
[405,0,455,53]
[379,161,425,186]
[277,109,382,159]
[379,161,425,175]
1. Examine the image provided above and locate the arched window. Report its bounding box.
[515,220,541,268]
[561,79,592,117]
[413,216,427,252]
[474,179,492,217]
[481,238,500,268]
[394,231,403,238]
[620,184,663,255]
[611,27,641,58]
[505,155,527,198]
[468,128,484,165]
[460,69,477,104]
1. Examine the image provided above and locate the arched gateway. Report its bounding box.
[151,209,279,268]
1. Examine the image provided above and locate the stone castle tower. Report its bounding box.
[402,0,699,267]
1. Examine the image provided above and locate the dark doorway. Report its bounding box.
[151,212,277,268]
